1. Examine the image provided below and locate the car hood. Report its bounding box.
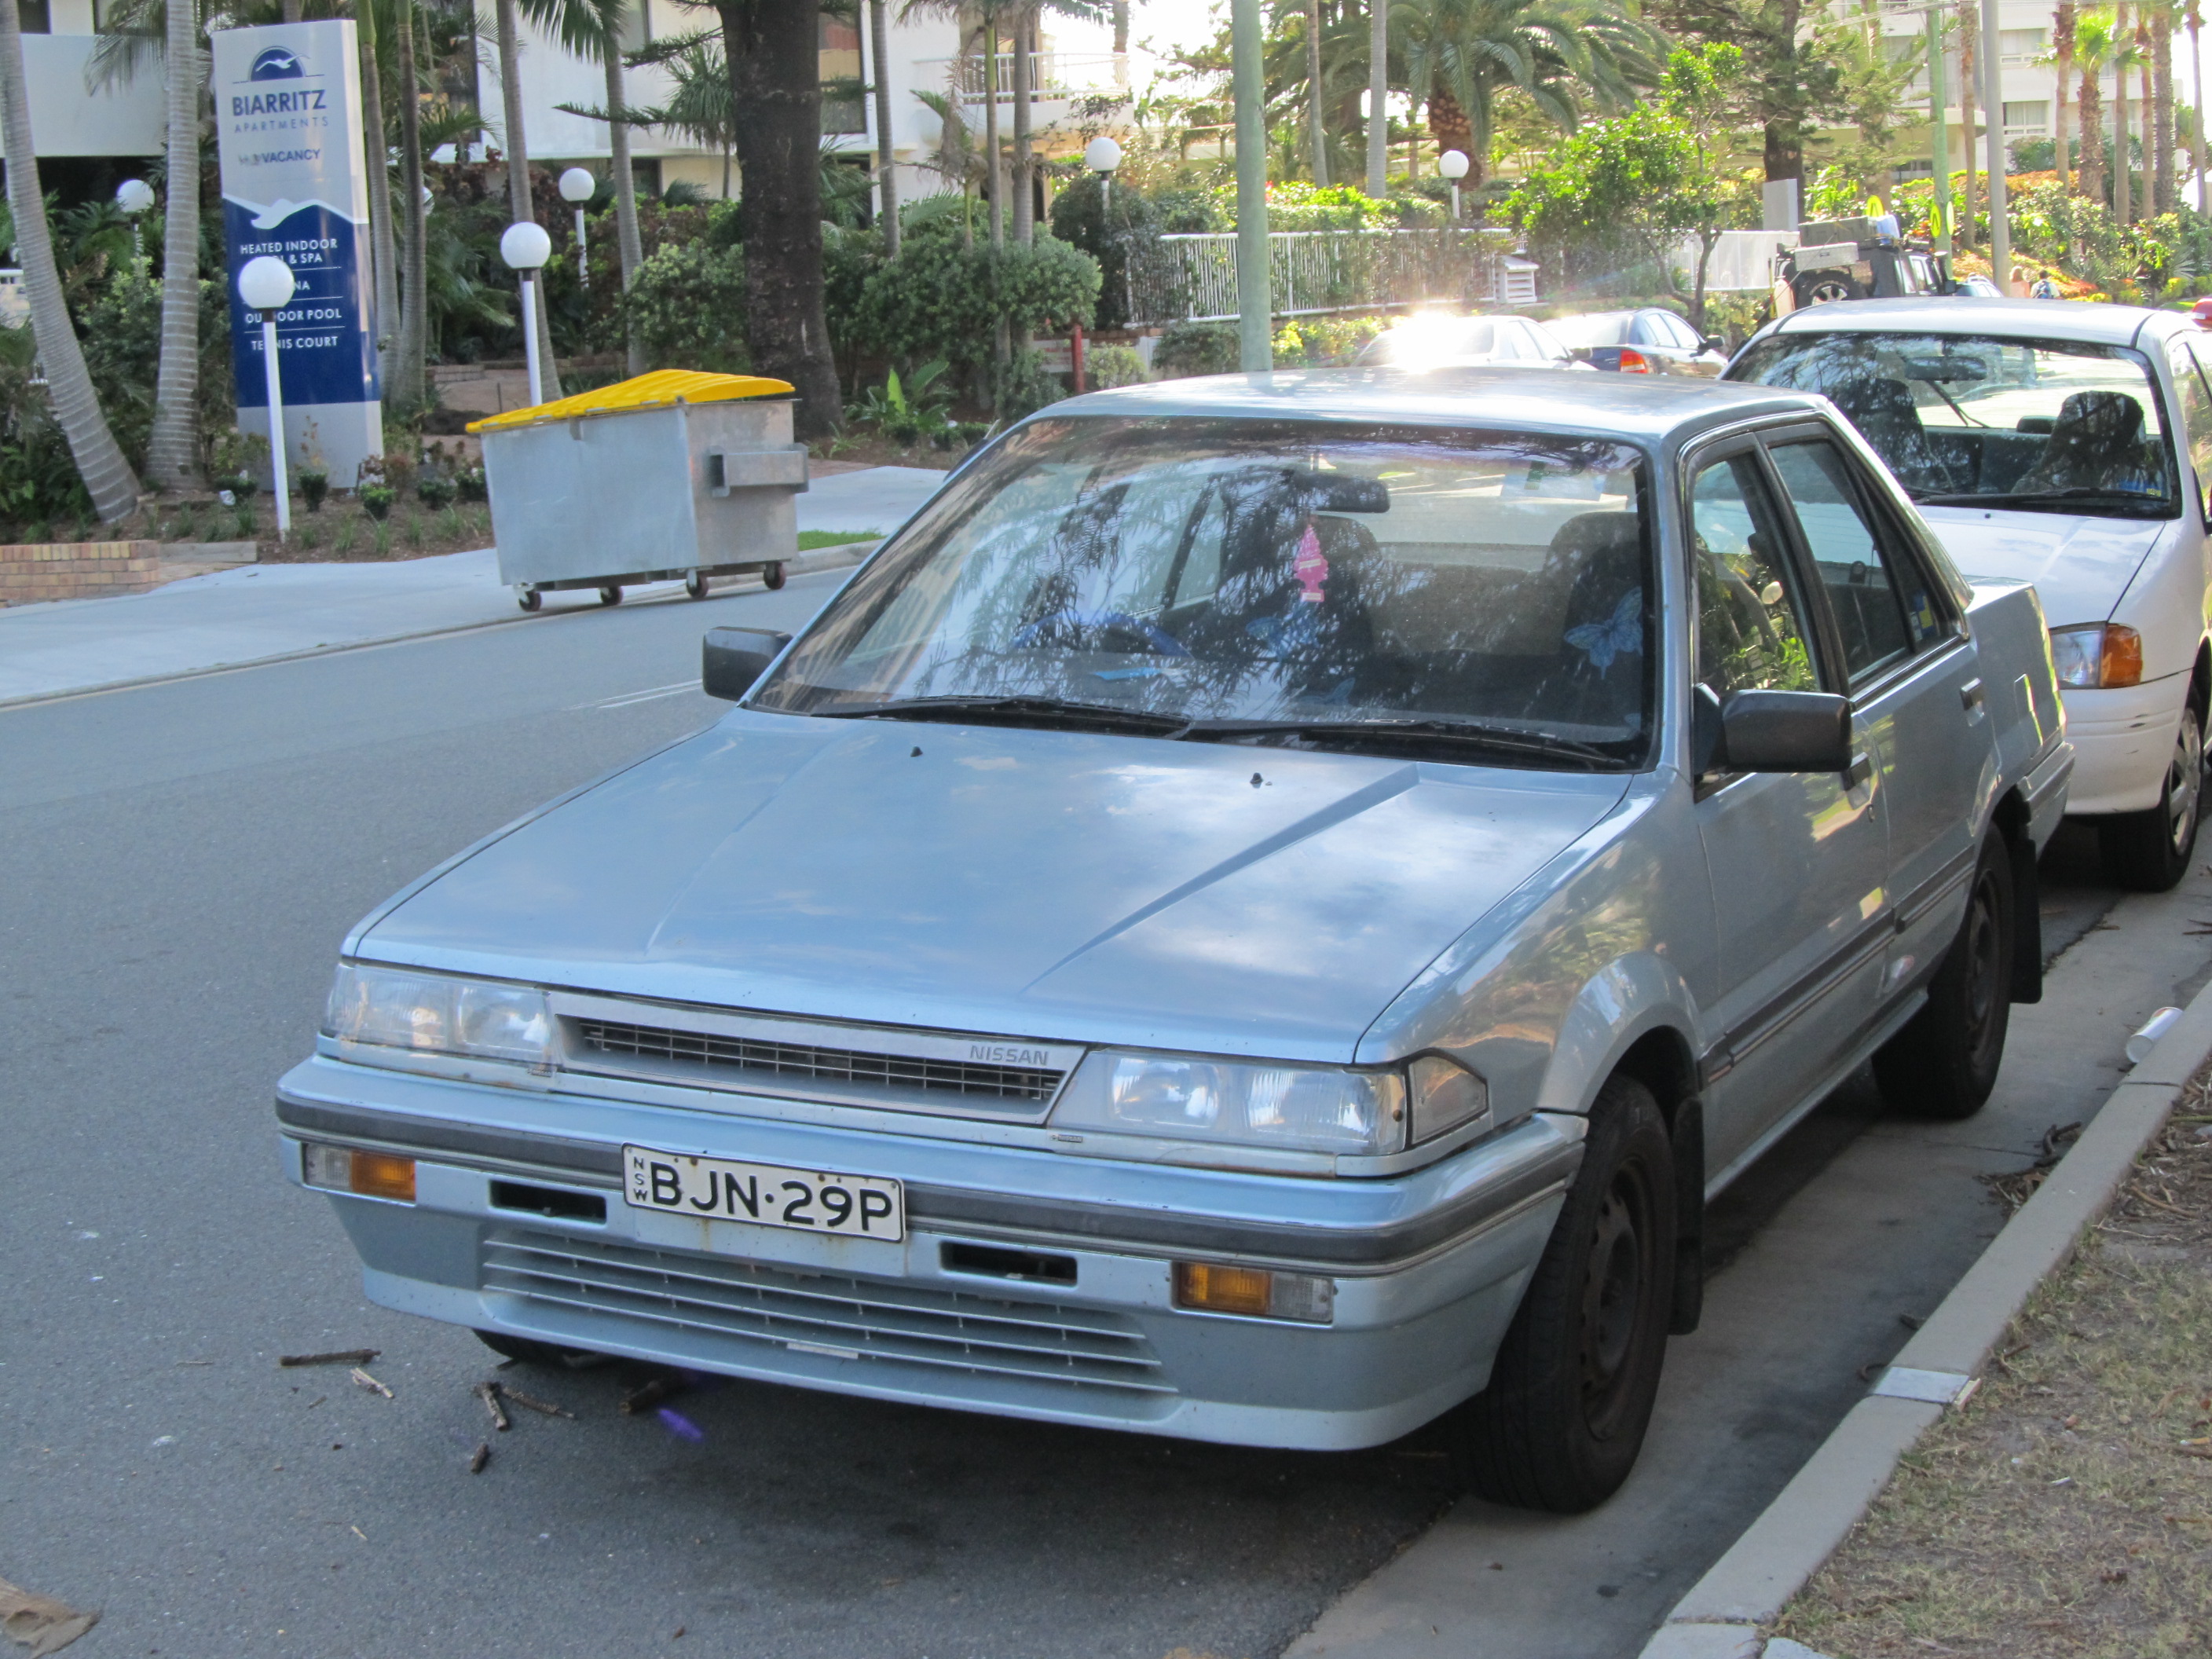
[359,714,1632,1060]
[1919,506,2170,628]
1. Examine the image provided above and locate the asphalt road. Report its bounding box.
[1,573,2196,1659]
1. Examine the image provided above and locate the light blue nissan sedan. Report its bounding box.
[280,370,2072,1512]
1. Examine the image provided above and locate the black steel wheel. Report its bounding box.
[1450,1075,1675,1512]
[685,570,710,600]
[2100,702,2204,892]
[761,562,787,591]
[516,587,541,613]
[1874,829,2015,1119]
[598,584,623,606]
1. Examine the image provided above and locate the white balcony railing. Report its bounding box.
[914,50,1130,104]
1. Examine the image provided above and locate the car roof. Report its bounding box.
[1049,368,1824,445]
[1768,295,2186,349]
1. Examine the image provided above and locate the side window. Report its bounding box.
[1767,440,1928,681]
[2173,340,2212,522]
[1632,313,1665,348]
[1690,452,1822,694]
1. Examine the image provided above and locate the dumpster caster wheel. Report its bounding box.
[598,585,622,606]
[684,571,710,600]
[762,562,786,591]
[516,587,541,613]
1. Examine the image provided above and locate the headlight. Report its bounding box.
[324,963,553,1067]
[2049,623,2143,689]
[1049,1050,1407,1155]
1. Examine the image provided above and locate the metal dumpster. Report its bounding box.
[468,369,808,611]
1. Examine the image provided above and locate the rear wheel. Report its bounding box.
[1450,1075,1674,1513]
[1874,830,2014,1119]
[684,570,711,600]
[2100,703,2203,892]
[1793,269,1868,306]
[516,587,541,613]
[761,562,787,591]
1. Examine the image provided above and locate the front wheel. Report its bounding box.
[2100,702,2204,892]
[1874,829,2015,1119]
[684,570,710,600]
[761,562,786,591]
[1449,1075,1675,1513]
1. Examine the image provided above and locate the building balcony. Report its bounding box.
[913,50,1130,106]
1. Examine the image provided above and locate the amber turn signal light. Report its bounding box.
[302,1143,417,1203]
[2100,624,2144,688]
[1173,1261,1336,1323]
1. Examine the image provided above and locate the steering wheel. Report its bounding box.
[1011,608,1192,657]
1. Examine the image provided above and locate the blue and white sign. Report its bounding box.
[212,20,382,487]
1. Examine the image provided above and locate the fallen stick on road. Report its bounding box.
[280,1349,379,1368]
[496,1382,574,1419]
[473,1381,511,1431]
[618,1376,679,1415]
[349,1368,394,1399]
[467,1442,491,1474]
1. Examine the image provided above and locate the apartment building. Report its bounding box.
[0,0,165,192]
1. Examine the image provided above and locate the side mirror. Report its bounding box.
[1705,687,1853,774]
[702,626,793,701]
[1701,335,1726,354]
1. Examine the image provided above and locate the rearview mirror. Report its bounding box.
[703,626,793,701]
[1694,684,1852,775]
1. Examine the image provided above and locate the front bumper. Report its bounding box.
[276,1057,1579,1451]
[2059,675,2187,817]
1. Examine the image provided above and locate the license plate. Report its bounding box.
[621,1146,905,1241]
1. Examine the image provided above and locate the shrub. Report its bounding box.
[455,464,488,503]
[418,472,456,509]
[853,236,1101,383]
[620,239,750,372]
[299,469,330,512]
[1214,181,1393,231]
[1271,314,1389,367]
[1084,343,1149,389]
[359,484,395,521]
[992,349,1067,423]
[1152,320,1239,378]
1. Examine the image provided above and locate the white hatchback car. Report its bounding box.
[1732,298,2212,888]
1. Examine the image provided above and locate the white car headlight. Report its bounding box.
[324,963,553,1067]
[1050,1050,1408,1155]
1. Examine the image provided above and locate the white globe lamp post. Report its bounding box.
[115,178,155,276]
[500,220,554,406]
[1084,135,1123,217]
[558,167,595,288]
[238,255,298,537]
[1438,148,1470,222]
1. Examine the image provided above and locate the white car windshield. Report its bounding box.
[752,416,1655,768]
[1731,330,2179,518]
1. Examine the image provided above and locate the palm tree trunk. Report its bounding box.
[390,0,427,410]
[870,0,899,256]
[2080,63,2107,203]
[145,0,201,488]
[1957,0,1979,243]
[2192,3,2207,214]
[1366,0,1386,196]
[496,0,561,400]
[282,0,300,20]
[602,10,644,375]
[357,0,399,389]
[2055,2,2075,192]
[981,11,1002,249]
[2149,8,2170,212]
[1011,5,1033,243]
[0,0,137,520]
[2117,5,2133,220]
[1305,0,1328,185]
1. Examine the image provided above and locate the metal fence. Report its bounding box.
[1124,228,1528,327]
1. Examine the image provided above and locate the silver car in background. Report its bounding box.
[1546,308,1730,375]
[1731,297,2212,888]
[280,372,2068,1514]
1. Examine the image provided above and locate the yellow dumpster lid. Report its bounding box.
[467,368,795,434]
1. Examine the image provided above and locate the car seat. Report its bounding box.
[1826,374,1961,493]
[2015,390,2158,496]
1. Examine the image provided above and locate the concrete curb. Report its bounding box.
[0,542,874,712]
[1639,978,2212,1657]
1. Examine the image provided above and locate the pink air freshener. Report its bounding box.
[1293,524,1329,602]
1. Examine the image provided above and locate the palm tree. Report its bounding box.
[0,0,139,519]
[1367,0,1388,195]
[538,0,647,372]
[2115,2,2133,221]
[387,0,428,409]
[2053,2,2075,191]
[1012,2,1035,241]
[493,0,562,399]
[2190,0,2206,214]
[1955,0,1978,243]
[599,0,644,373]
[1304,0,1329,184]
[2146,0,2171,212]
[870,0,899,255]
[1393,0,1659,188]
[353,0,401,389]
[132,0,200,489]
[2075,6,2116,207]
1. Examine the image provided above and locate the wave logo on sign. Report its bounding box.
[249,46,304,79]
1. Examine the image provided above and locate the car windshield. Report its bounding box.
[1357,320,1500,364]
[1545,314,1633,348]
[752,416,1656,767]
[1730,330,2179,517]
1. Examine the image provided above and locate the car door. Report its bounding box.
[1762,424,1988,1005]
[1686,437,1891,1177]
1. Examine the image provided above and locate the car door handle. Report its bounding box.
[1959,677,1985,712]
[1844,752,1873,789]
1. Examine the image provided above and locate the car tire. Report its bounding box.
[516,587,541,613]
[598,585,623,606]
[762,561,787,591]
[474,1328,596,1368]
[1873,829,2015,1120]
[2099,703,2204,892]
[1450,1075,1675,1514]
[684,570,710,600]
[1793,269,1868,306]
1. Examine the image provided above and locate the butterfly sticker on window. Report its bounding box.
[1565,590,1643,671]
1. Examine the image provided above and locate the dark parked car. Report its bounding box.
[1546,309,1728,375]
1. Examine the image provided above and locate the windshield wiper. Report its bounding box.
[1180,716,1629,767]
[1915,486,2173,515]
[816,694,1195,735]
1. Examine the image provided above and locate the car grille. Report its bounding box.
[481,1229,1170,1402]
[572,1018,1064,1104]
